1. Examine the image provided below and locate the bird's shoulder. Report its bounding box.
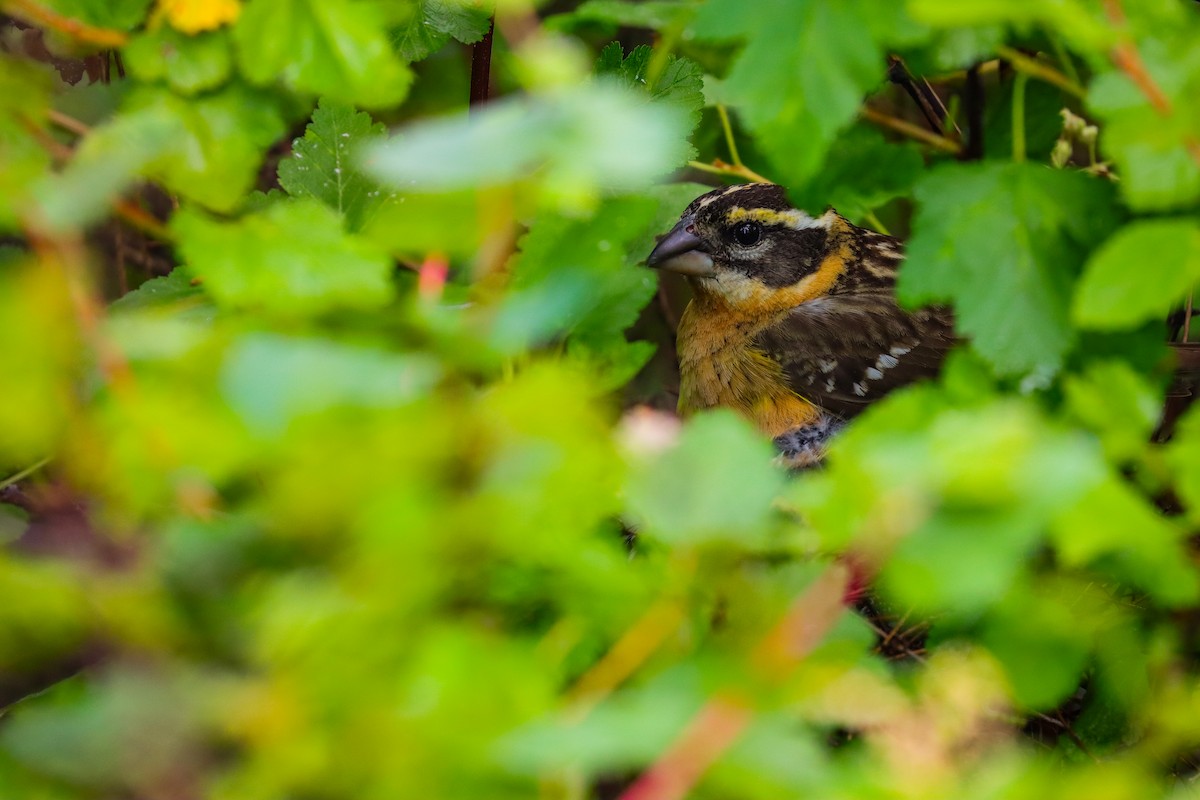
[754,288,956,417]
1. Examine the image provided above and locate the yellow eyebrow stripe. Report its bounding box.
[725,206,819,229]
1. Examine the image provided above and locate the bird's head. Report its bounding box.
[646,183,898,310]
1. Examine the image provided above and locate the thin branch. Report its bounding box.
[995,46,1086,98]
[863,210,890,236]
[3,0,129,47]
[47,109,91,137]
[861,107,963,154]
[0,457,52,492]
[469,15,495,110]
[887,55,958,136]
[715,105,744,168]
[687,159,772,184]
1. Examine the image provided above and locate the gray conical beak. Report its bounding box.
[645,217,716,277]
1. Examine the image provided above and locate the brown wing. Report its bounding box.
[754,293,957,419]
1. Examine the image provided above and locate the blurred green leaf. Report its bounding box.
[173,199,395,314]
[109,268,206,315]
[564,0,697,30]
[0,56,53,231]
[233,0,413,108]
[30,0,152,29]
[1073,219,1200,330]
[359,189,480,258]
[123,83,290,212]
[361,84,690,211]
[123,27,233,94]
[277,98,393,231]
[221,333,440,435]
[1062,361,1161,463]
[625,410,786,543]
[596,43,705,161]
[1052,476,1198,606]
[33,107,177,231]
[1088,17,1200,210]
[980,582,1092,710]
[900,163,1117,377]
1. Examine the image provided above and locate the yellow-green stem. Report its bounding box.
[716,105,743,168]
[1012,72,1029,163]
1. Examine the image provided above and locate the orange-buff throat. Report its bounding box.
[676,222,853,438]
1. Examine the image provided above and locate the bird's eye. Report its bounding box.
[732,221,762,247]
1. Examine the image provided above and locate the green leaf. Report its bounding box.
[1087,15,1200,210]
[233,0,413,108]
[624,410,786,543]
[1062,361,1162,463]
[278,98,393,231]
[690,0,924,184]
[1051,477,1199,606]
[32,107,178,232]
[0,57,53,232]
[359,190,481,258]
[900,162,1117,377]
[32,0,152,30]
[596,44,704,160]
[123,27,233,95]
[393,0,494,62]
[109,268,206,315]
[122,84,290,212]
[173,199,395,315]
[1073,219,1200,330]
[564,0,697,30]
[362,85,690,212]
[509,184,705,377]
[981,586,1092,710]
[221,334,440,435]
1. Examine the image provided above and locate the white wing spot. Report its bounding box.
[818,358,837,373]
[890,345,912,357]
[876,354,899,369]
[825,378,836,393]
[853,382,868,397]
[865,367,884,380]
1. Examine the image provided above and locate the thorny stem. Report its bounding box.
[861,107,962,154]
[715,105,743,168]
[996,46,1085,99]
[1012,72,1029,163]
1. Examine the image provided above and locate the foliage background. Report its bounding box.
[1,0,1200,797]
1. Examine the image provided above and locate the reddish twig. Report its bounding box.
[618,565,849,800]
[1103,0,1200,167]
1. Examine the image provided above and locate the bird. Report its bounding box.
[645,182,956,467]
